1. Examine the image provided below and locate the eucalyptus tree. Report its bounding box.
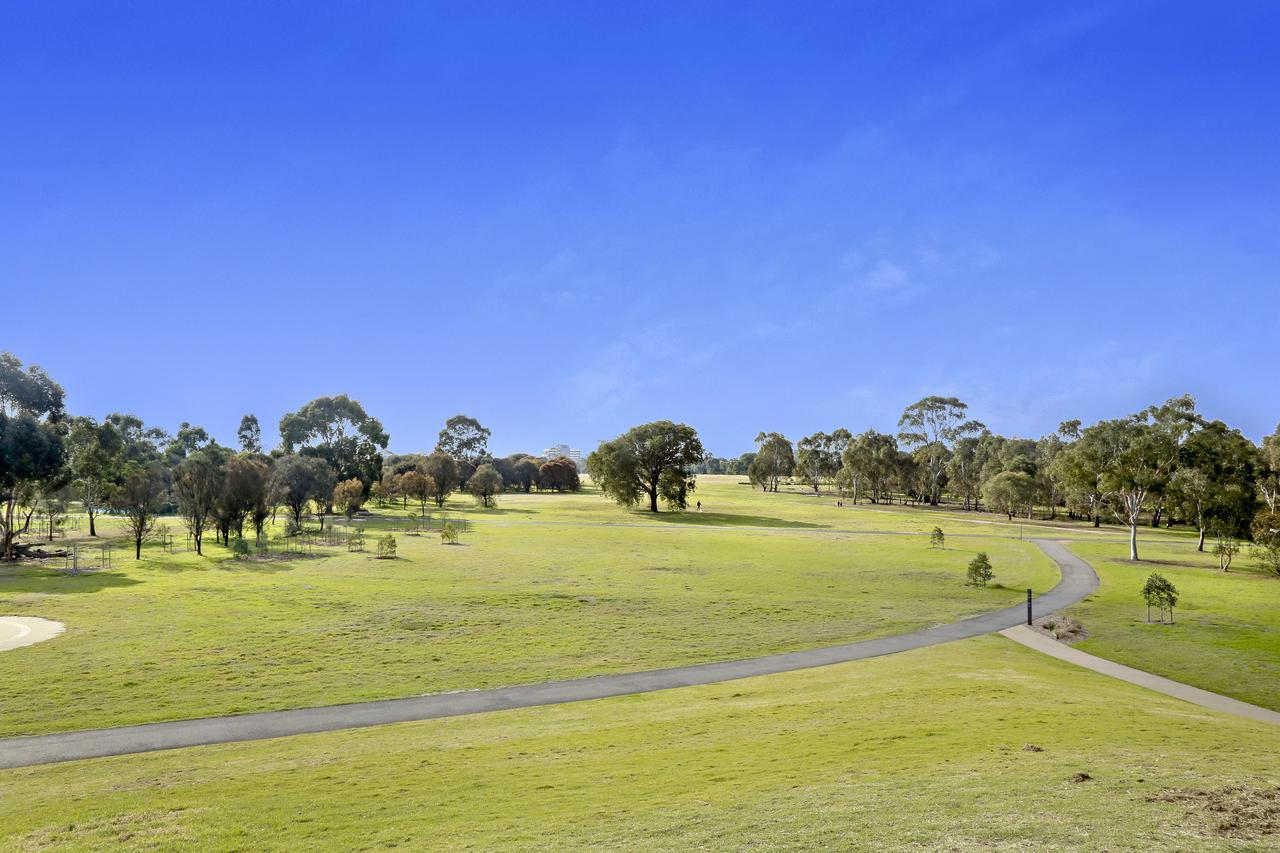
[435,415,492,469]
[795,429,850,493]
[0,353,66,561]
[748,432,794,493]
[587,421,703,512]
[1259,423,1280,514]
[466,464,504,508]
[165,422,213,466]
[983,470,1037,520]
[279,395,389,488]
[237,415,263,454]
[173,446,230,555]
[216,454,271,541]
[839,429,898,504]
[111,462,169,559]
[1080,401,1193,561]
[268,454,336,529]
[66,416,125,536]
[897,396,984,504]
[1170,420,1258,549]
[1142,394,1203,527]
[945,435,985,511]
[332,478,366,519]
[1036,430,1071,519]
[421,452,462,507]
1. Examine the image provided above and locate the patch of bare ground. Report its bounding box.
[1148,785,1280,840]
[1030,614,1088,643]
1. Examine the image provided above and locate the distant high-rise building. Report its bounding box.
[542,443,581,460]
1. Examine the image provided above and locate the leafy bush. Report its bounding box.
[966,552,994,587]
[230,537,250,560]
[441,522,459,545]
[929,526,945,549]
[1141,572,1179,623]
[376,534,397,559]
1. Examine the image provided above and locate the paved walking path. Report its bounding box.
[0,539,1099,770]
[1000,624,1280,725]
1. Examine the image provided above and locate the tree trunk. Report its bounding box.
[1197,527,1205,552]
[649,489,658,512]
[1129,524,1139,561]
[88,509,97,537]
[135,537,142,559]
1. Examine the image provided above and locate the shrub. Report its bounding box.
[966,552,994,587]
[929,526,945,549]
[441,522,459,545]
[376,534,397,559]
[1141,572,1178,623]
[230,537,250,560]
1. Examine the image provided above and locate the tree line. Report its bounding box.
[735,394,1280,563]
[0,353,580,562]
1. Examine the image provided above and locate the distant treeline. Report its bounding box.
[709,395,1280,563]
[0,353,579,561]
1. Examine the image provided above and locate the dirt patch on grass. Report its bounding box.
[1148,785,1280,840]
[1031,614,1088,644]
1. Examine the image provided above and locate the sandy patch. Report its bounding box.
[0,616,65,651]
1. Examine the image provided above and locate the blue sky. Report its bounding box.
[3,2,1278,456]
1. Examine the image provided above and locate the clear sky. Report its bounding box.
[3,2,1278,456]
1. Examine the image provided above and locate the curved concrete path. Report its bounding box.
[0,617,64,652]
[1001,625,1280,725]
[0,539,1097,770]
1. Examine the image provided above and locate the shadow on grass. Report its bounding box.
[639,512,827,530]
[0,568,143,594]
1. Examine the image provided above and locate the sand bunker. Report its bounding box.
[0,617,65,651]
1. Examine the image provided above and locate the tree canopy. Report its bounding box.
[588,421,703,512]
[279,395,388,486]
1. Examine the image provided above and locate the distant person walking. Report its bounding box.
[696,500,702,512]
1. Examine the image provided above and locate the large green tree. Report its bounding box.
[897,396,984,504]
[0,353,66,561]
[982,470,1037,520]
[173,446,230,555]
[66,416,125,537]
[748,432,794,493]
[1258,423,1280,514]
[1169,420,1258,549]
[794,429,850,493]
[279,395,389,488]
[838,429,898,504]
[435,415,491,469]
[466,463,504,508]
[587,421,703,512]
[420,452,462,507]
[268,454,336,529]
[111,462,169,559]
[237,415,263,454]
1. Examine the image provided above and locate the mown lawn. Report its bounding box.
[2,636,1276,851]
[1065,538,1280,711]
[0,489,1057,736]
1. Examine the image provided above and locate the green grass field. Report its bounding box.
[1065,537,1280,711]
[2,636,1277,850]
[0,480,1059,735]
[3,476,1278,850]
